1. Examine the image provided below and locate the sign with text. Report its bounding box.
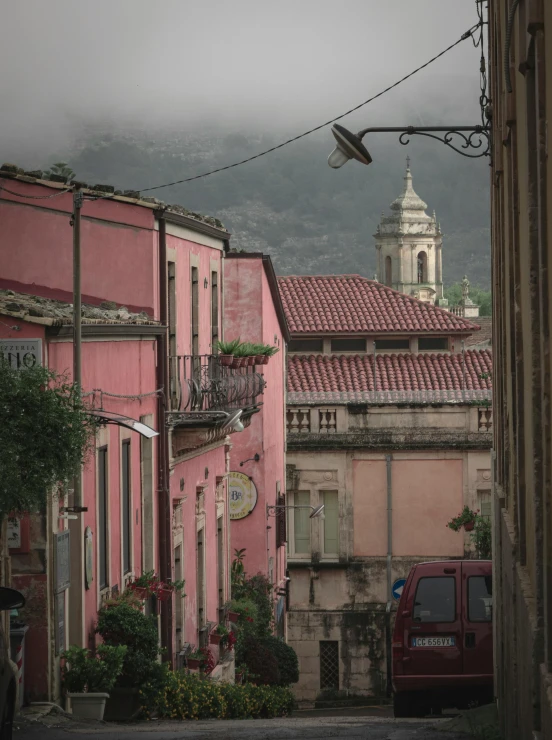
[0,339,43,369]
[228,472,258,520]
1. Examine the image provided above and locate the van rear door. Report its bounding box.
[401,562,463,676]
[461,561,493,677]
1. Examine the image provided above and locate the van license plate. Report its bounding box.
[412,636,455,647]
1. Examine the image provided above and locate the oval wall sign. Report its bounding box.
[228,472,258,520]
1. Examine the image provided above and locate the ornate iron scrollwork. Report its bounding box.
[397,126,490,159]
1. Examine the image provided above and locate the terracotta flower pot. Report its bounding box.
[261,356,270,365]
[210,633,223,645]
[218,354,233,367]
[464,520,475,532]
[131,586,148,600]
[186,658,201,670]
[157,587,173,602]
[231,357,243,369]
[228,611,239,623]
[247,356,255,366]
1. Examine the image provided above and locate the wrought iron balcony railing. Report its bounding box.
[169,355,265,413]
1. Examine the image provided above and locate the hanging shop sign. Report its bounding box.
[0,339,42,369]
[228,471,258,520]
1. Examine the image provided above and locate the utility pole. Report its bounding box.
[72,186,83,506]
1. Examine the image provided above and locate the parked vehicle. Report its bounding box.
[392,560,492,717]
[0,587,25,740]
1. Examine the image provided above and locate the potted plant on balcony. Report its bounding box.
[61,644,127,720]
[216,338,241,367]
[186,649,204,670]
[127,570,158,600]
[251,344,267,366]
[259,344,280,365]
[447,506,477,532]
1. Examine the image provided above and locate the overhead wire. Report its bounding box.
[0,22,481,204]
[85,22,481,201]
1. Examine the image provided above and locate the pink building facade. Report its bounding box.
[0,168,265,700]
[223,254,290,635]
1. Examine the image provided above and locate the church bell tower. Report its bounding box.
[374,159,446,306]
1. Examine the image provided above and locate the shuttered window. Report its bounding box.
[294,491,311,554]
[323,491,339,555]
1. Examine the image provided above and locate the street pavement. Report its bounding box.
[13,706,473,740]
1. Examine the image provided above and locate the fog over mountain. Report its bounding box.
[0,0,490,286]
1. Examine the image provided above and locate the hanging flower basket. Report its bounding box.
[209,632,223,645]
[157,587,173,602]
[130,586,148,600]
[464,520,475,532]
[228,611,239,623]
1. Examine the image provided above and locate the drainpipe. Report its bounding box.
[156,211,173,664]
[385,453,393,697]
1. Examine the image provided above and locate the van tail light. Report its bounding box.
[392,641,404,660]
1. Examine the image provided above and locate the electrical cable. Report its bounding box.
[84,22,480,201]
[0,181,71,199]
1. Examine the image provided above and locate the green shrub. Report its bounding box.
[61,644,127,694]
[96,598,162,688]
[141,671,294,720]
[262,636,299,686]
[238,636,281,686]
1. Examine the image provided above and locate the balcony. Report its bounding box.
[168,354,265,424]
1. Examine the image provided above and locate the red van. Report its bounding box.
[392,560,493,717]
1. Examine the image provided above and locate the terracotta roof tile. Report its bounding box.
[287,350,492,403]
[278,275,480,334]
[464,316,492,347]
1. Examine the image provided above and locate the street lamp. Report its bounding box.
[327,123,490,168]
[266,503,325,519]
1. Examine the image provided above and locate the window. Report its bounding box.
[217,516,224,610]
[98,446,108,590]
[191,266,199,357]
[417,251,428,283]
[322,491,339,555]
[293,491,311,554]
[330,338,366,352]
[413,577,456,623]
[211,271,219,352]
[479,491,491,520]
[374,339,410,351]
[288,339,324,353]
[418,337,449,351]
[197,528,205,631]
[468,576,492,622]
[122,440,131,575]
[385,256,392,287]
[320,641,339,690]
[174,543,183,649]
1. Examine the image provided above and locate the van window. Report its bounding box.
[468,576,492,622]
[413,577,456,623]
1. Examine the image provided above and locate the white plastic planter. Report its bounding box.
[67,692,110,720]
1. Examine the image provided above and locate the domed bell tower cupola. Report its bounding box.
[374,158,446,306]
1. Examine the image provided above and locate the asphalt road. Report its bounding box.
[14,710,472,740]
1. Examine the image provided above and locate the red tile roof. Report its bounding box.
[287,350,492,403]
[278,275,480,335]
[464,316,492,347]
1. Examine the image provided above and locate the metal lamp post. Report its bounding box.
[327,123,490,168]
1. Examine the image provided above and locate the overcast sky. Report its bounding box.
[0,1,481,161]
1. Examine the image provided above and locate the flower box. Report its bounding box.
[209,633,223,645]
[157,587,173,602]
[228,611,239,624]
[464,520,475,532]
[186,658,201,670]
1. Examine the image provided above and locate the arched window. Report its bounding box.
[385,256,392,287]
[417,251,427,283]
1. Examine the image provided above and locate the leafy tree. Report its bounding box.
[43,162,75,180]
[0,361,99,517]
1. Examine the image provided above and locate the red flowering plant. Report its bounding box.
[200,647,216,675]
[127,571,185,600]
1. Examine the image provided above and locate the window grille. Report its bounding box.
[320,641,339,691]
